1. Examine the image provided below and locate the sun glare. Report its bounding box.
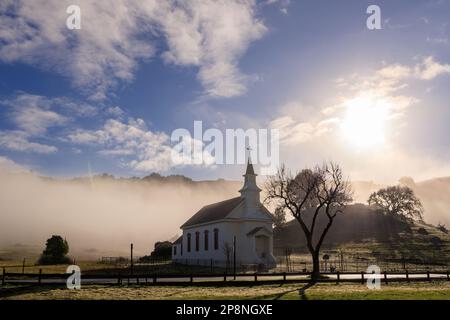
[340,94,390,149]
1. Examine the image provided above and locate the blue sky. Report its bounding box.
[0,0,449,182]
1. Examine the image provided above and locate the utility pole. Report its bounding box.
[130,243,134,275]
[233,236,236,280]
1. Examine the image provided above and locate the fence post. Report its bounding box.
[427,271,430,281]
[223,273,226,282]
[2,267,5,286]
[361,271,364,284]
[254,272,258,282]
[190,274,193,283]
[336,271,340,284]
[38,269,42,285]
[153,274,157,284]
[406,270,409,283]
[283,272,286,282]
[384,271,388,285]
[118,273,121,285]
[447,270,449,281]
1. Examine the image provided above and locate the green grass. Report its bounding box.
[2,282,450,300]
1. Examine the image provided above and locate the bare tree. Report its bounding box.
[265,162,352,279]
[368,185,423,220]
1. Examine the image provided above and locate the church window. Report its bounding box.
[195,231,200,251]
[214,228,219,250]
[204,230,209,251]
[187,233,191,252]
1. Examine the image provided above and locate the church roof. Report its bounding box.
[181,196,244,228]
[173,236,182,244]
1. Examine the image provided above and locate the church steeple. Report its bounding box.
[239,157,261,208]
[245,158,255,175]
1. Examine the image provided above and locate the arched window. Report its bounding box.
[187,233,191,252]
[204,230,209,251]
[214,228,219,250]
[195,231,200,251]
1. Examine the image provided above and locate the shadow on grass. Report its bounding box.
[251,281,317,300]
[0,284,64,299]
[162,287,197,298]
[298,281,316,300]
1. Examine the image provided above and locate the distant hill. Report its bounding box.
[69,172,243,192]
[70,173,450,229]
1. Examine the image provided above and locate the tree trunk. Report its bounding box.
[311,250,320,280]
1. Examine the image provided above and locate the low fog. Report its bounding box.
[1,164,449,260]
[0,168,240,259]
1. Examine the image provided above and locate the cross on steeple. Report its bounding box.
[245,146,255,175]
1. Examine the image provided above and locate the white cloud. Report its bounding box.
[0,0,266,100]
[106,106,125,118]
[0,156,29,173]
[67,117,216,171]
[264,0,291,14]
[269,113,338,146]
[0,131,58,154]
[67,118,173,171]
[427,36,448,44]
[415,56,450,80]
[12,106,67,136]
[0,93,100,136]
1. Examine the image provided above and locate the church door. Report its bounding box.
[255,235,269,259]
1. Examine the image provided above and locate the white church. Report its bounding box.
[172,160,276,269]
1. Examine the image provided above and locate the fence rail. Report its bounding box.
[2,268,450,286]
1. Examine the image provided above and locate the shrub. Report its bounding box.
[430,236,442,246]
[417,227,428,235]
[38,235,71,265]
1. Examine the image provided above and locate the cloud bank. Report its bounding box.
[0,0,266,100]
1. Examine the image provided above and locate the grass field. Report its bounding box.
[1,282,450,300]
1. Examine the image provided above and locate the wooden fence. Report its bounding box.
[2,267,450,286]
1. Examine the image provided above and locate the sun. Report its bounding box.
[340,93,390,149]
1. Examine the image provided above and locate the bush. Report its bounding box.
[139,241,173,262]
[430,236,442,246]
[151,241,172,258]
[38,235,71,265]
[417,227,428,235]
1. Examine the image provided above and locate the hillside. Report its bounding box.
[274,203,450,266]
